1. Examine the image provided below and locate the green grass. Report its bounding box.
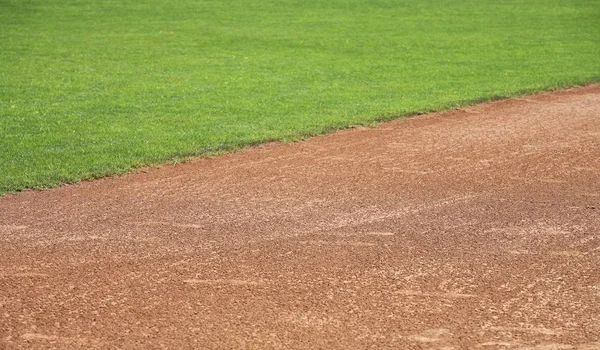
[1,0,599,194]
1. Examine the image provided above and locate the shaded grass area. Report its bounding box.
[1,0,599,194]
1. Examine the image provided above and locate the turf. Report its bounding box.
[1,0,599,194]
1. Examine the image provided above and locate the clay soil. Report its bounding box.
[1,85,600,349]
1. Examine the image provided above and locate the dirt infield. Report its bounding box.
[1,85,599,349]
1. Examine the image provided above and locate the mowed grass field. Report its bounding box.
[1,0,599,194]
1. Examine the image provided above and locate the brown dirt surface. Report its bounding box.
[1,85,600,349]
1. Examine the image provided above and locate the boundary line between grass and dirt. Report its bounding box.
[2,79,599,197]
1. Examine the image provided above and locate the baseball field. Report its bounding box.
[1,0,599,194]
[1,1,600,349]
[1,85,599,348]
